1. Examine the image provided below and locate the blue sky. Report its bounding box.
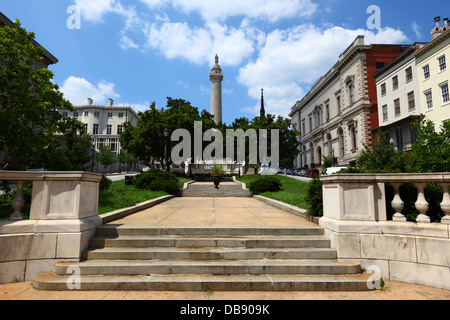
[1,0,448,124]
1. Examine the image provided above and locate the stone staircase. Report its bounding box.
[32,225,376,291]
[180,181,252,197]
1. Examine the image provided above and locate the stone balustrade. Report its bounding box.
[321,173,450,224]
[0,171,102,283]
[320,173,450,290]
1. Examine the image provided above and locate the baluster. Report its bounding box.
[10,181,26,221]
[415,183,430,223]
[391,183,406,222]
[440,183,450,224]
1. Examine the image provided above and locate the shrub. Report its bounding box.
[306,177,323,217]
[132,169,180,195]
[248,176,282,194]
[99,175,112,192]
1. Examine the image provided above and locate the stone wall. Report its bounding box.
[0,172,102,283]
[320,173,450,290]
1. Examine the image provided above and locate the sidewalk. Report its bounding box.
[2,194,449,300]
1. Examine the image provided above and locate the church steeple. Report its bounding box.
[260,88,266,120]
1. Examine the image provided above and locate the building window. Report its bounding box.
[117,125,123,135]
[84,124,88,134]
[350,126,357,150]
[347,81,354,104]
[108,112,113,118]
[94,111,100,117]
[325,103,330,122]
[118,113,124,118]
[382,105,388,121]
[93,124,99,135]
[73,112,79,118]
[84,111,89,117]
[438,55,446,72]
[394,99,401,117]
[425,91,433,110]
[441,83,449,103]
[423,65,430,79]
[380,83,386,96]
[336,95,341,113]
[408,91,415,110]
[107,125,112,135]
[405,67,413,82]
[338,128,344,159]
[392,76,399,90]
[62,112,68,117]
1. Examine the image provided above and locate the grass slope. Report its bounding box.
[238,175,309,210]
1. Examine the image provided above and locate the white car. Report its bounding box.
[325,167,347,175]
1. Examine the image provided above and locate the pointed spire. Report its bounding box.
[260,88,266,120]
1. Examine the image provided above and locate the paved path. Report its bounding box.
[1,194,449,301]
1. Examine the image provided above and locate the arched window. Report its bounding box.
[338,127,344,159]
[327,133,332,157]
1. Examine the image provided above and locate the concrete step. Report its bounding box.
[53,260,362,276]
[82,247,338,261]
[181,182,251,197]
[33,273,377,291]
[180,189,252,197]
[94,226,325,237]
[88,235,332,249]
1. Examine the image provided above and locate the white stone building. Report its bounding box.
[59,98,141,173]
[373,43,426,151]
[289,36,410,169]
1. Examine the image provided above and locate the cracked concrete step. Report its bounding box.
[82,247,338,261]
[95,226,325,237]
[88,236,332,249]
[33,273,377,292]
[53,260,362,276]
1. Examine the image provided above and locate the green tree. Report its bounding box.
[120,98,215,166]
[96,146,117,173]
[0,19,88,170]
[409,115,450,173]
[356,131,407,173]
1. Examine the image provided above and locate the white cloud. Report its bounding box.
[60,76,120,106]
[411,22,422,40]
[144,19,255,66]
[140,0,317,23]
[119,34,139,49]
[238,25,409,117]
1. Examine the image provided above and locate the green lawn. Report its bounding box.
[0,176,193,219]
[238,175,310,210]
[97,176,192,215]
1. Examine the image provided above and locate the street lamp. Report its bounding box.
[163,128,170,172]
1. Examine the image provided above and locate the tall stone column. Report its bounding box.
[210,55,223,124]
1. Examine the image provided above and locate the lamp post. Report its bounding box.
[163,128,170,172]
[91,141,96,173]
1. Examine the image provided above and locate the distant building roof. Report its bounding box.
[0,11,58,66]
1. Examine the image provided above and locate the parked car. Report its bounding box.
[296,169,307,177]
[325,167,347,175]
[307,169,320,178]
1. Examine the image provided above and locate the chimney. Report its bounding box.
[435,16,441,30]
[444,18,449,30]
[432,17,444,40]
[87,98,93,105]
[108,99,114,107]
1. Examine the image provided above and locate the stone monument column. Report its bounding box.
[210,54,223,124]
